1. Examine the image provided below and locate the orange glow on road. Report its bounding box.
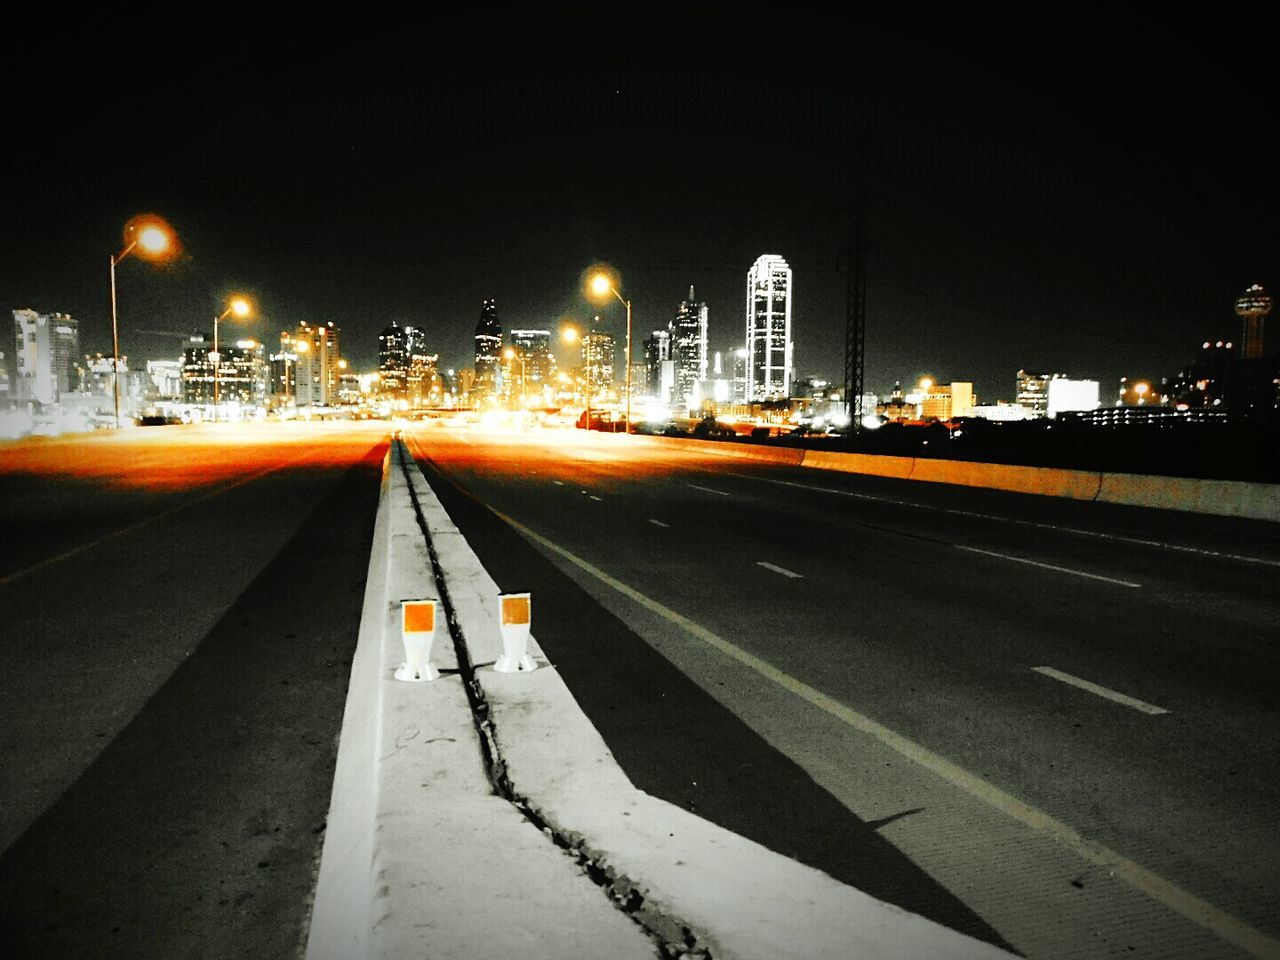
[0,421,390,492]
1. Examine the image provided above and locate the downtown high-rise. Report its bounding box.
[745,254,792,401]
[13,309,79,404]
[473,300,502,401]
[671,286,708,407]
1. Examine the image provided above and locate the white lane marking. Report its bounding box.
[647,519,670,528]
[738,473,1280,569]
[589,495,603,502]
[552,480,565,486]
[956,545,1142,588]
[687,483,731,497]
[757,561,803,579]
[490,506,1277,959]
[1032,666,1169,715]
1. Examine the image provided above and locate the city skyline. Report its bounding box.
[5,8,1276,406]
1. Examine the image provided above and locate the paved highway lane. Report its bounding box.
[406,422,1280,960]
[0,422,388,960]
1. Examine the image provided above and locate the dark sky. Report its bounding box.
[7,3,1276,403]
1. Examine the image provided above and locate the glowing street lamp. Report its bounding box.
[109,215,175,427]
[587,269,632,432]
[212,295,252,416]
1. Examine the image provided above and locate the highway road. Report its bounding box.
[0,422,387,959]
[403,421,1280,960]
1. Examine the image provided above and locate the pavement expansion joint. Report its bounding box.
[397,442,712,960]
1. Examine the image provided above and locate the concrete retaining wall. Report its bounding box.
[634,435,1280,522]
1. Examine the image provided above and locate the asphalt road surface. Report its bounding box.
[403,421,1280,960]
[0,422,387,960]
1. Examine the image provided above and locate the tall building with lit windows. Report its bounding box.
[294,320,342,406]
[502,328,555,404]
[13,308,79,404]
[378,321,409,397]
[745,255,792,401]
[474,300,502,401]
[671,286,708,406]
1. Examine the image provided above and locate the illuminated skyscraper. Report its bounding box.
[1234,284,1272,360]
[745,255,792,401]
[474,300,502,400]
[643,329,672,399]
[13,308,79,404]
[378,321,409,397]
[581,325,615,392]
[671,286,708,406]
[294,321,342,407]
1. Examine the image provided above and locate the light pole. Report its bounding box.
[589,271,631,432]
[212,296,252,419]
[109,216,175,428]
[562,326,593,429]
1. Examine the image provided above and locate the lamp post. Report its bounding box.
[562,326,593,429]
[212,296,252,419]
[109,216,174,428]
[589,272,631,432]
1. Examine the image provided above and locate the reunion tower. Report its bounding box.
[1234,283,1272,359]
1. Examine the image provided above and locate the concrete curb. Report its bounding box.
[629,435,1280,522]
[405,436,1014,960]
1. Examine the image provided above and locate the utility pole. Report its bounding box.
[844,129,878,446]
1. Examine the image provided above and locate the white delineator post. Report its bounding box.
[493,592,537,673]
[395,599,440,682]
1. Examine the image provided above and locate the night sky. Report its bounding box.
[7,4,1276,404]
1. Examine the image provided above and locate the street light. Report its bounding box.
[109,215,175,428]
[588,270,632,432]
[212,296,252,418]
[562,325,593,429]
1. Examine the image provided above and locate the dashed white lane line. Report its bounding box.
[589,495,604,502]
[488,506,1275,959]
[1033,666,1170,715]
[757,561,803,579]
[687,483,731,497]
[956,545,1142,588]
[737,473,1280,569]
[647,519,670,528]
[552,480,565,486]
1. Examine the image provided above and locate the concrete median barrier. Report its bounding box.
[637,434,1279,522]
[1096,471,1280,519]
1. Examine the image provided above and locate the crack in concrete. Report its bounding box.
[396,442,711,960]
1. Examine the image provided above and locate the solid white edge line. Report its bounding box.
[757,561,803,579]
[1032,666,1169,715]
[956,545,1142,588]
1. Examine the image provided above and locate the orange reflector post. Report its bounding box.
[495,593,536,673]
[395,599,439,683]
[403,600,436,634]
[501,594,530,626]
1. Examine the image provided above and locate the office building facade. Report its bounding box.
[745,255,792,401]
